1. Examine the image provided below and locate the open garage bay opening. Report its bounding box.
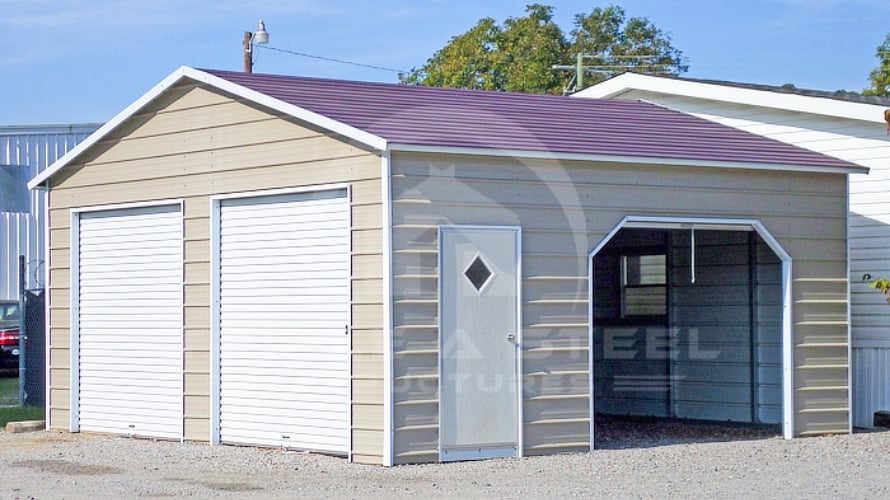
[591,226,784,444]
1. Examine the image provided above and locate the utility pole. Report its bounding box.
[554,53,598,93]
[553,53,671,93]
[243,31,254,73]
[576,53,584,91]
[242,20,269,73]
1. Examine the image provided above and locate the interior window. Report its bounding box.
[621,254,666,317]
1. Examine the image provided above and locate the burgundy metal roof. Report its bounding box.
[204,69,860,170]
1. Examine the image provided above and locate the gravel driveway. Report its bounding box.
[3,427,890,499]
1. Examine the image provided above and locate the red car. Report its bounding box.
[0,300,20,370]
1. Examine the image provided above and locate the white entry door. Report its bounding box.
[439,226,520,461]
[75,205,183,439]
[217,188,350,454]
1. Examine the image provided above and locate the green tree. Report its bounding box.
[864,33,890,96]
[400,17,504,90]
[400,4,686,94]
[496,4,566,93]
[568,5,686,86]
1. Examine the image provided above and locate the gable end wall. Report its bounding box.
[44,83,385,463]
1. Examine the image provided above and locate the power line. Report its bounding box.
[257,45,409,74]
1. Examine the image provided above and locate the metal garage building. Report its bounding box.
[30,67,864,465]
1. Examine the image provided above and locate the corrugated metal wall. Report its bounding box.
[0,124,100,299]
[669,231,782,424]
[852,347,890,428]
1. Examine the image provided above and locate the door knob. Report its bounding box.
[507,333,516,341]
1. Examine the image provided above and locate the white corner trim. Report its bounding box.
[209,197,221,446]
[68,210,81,433]
[576,73,889,124]
[381,152,394,467]
[387,143,867,175]
[43,189,51,430]
[846,179,853,435]
[28,66,388,190]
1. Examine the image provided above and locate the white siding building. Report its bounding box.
[578,74,890,428]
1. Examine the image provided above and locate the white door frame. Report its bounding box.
[437,224,523,461]
[68,199,185,438]
[587,215,794,449]
[209,183,352,456]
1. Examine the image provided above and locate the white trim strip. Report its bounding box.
[381,152,394,466]
[576,72,889,124]
[43,189,51,430]
[211,183,351,201]
[388,144,868,175]
[209,196,221,446]
[70,198,187,214]
[515,227,524,457]
[846,179,853,435]
[68,210,80,433]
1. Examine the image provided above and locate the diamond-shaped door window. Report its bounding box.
[464,255,492,291]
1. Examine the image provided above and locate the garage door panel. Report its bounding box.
[221,412,348,428]
[80,389,183,404]
[219,331,347,344]
[219,190,350,453]
[223,343,347,355]
[77,205,183,440]
[220,370,352,385]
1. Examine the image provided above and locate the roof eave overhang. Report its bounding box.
[575,73,889,124]
[388,143,869,175]
[28,66,388,190]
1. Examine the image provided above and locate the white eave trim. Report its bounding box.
[575,73,889,124]
[28,66,387,190]
[388,143,868,175]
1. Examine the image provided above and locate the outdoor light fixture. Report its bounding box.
[243,20,269,73]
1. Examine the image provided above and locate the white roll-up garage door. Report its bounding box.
[76,205,183,439]
[218,189,350,453]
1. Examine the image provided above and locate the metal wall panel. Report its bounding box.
[0,125,100,299]
[0,211,28,299]
[852,347,890,428]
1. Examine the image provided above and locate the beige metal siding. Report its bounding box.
[390,152,850,462]
[45,83,384,463]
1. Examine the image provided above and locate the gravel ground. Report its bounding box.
[2,422,890,499]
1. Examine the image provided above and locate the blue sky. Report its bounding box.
[1,0,888,125]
